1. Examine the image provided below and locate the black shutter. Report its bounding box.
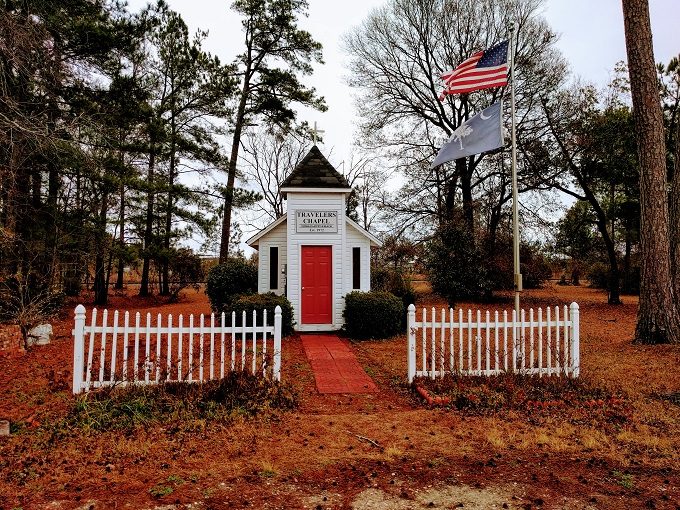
[270,246,278,290]
[352,247,361,290]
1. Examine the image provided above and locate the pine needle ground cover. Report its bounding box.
[0,285,679,509]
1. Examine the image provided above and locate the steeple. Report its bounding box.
[280,145,351,194]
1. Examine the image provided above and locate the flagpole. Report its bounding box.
[509,23,522,353]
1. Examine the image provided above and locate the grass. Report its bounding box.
[1,285,679,509]
[258,461,278,479]
[65,371,298,432]
[149,484,174,498]
[413,372,630,427]
[486,427,506,448]
[384,445,404,461]
[612,470,635,489]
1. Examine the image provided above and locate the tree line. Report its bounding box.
[2,0,678,345]
[343,0,679,343]
[0,0,324,308]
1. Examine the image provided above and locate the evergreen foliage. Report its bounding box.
[0,1,253,306]
[424,221,491,308]
[225,293,295,336]
[205,259,258,311]
[343,291,403,340]
[218,0,327,261]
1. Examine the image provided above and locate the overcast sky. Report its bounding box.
[126,0,679,165]
[124,0,678,250]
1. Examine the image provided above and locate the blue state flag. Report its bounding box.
[431,101,504,168]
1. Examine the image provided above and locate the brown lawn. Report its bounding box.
[0,284,679,509]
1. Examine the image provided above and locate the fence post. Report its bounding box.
[407,304,416,384]
[570,302,580,378]
[511,309,517,373]
[72,304,86,394]
[273,306,282,381]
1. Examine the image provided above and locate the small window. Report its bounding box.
[352,247,361,290]
[269,246,278,290]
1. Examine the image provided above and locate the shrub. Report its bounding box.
[205,258,258,311]
[413,373,630,426]
[371,266,417,307]
[0,275,64,349]
[225,293,295,336]
[343,291,403,340]
[67,371,298,431]
[424,221,491,307]
[586,261,609,289]
[520,251,553,289]
[167,247,203,301]
[486,241,553,291]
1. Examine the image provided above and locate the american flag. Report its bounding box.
[439,41,509,99]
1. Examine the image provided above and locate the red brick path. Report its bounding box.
[300,334,378,394]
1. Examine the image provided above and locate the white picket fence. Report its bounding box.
[72,304,282,394]
[406,302,580,383]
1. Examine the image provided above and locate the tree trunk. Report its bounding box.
[457,159,474,236]
[602,224,622,305]
[46,162,59,285]
[162,113,177,296]
[623,0,680,343]
[587,192,622,304]
[94,189,109,306]
[670,109,680,302]
[12,160,31,276]
[486,183,507,255]
[115,179,125,289]
[219,72,251,263]
[441,171,458,226]
[623,220,633,293]
[140,140,156,297]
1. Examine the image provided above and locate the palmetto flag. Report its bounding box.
[431,102,504,168]
[439,41,509,99]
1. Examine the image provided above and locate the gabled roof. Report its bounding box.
[246,213,383,249]
[280,145,351,191]
[246,214,287,247]
[346,217,382,247]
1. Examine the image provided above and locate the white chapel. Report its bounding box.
[246,145,382,332]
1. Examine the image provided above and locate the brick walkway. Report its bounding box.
[300,334,378,394]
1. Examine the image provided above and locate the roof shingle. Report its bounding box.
[281,145,351,189]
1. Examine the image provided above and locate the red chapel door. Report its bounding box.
[301,246,332,324]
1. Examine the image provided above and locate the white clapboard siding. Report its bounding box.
[345,223,372,292]
[72,305,282,394]
[287,192,345,330]
[258,219,287,295]
[406,302,580,383]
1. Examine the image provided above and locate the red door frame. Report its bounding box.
[301,245,333,324]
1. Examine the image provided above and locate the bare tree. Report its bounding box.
[538,86,631,304]
[622,0,680,343]
[339,153,385,231]
[241,129,310,221]
[343,0,567,243]
[0,271,62,350]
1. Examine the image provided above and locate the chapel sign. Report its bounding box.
[295,210,338,233]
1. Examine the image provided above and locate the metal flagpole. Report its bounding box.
[509,23,522,365]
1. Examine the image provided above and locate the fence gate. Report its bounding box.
[72,305,282,394]
[406,302,580,383]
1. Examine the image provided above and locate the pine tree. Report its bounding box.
[218,0,326,262]
[622,0,680,343]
